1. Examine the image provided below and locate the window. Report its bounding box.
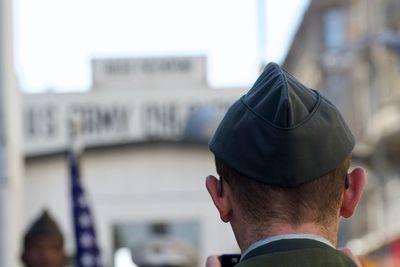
[324,73,348,112]
[324,8,346,50]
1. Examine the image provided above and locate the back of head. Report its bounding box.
[215,156,350,229]
[209,62,354,229]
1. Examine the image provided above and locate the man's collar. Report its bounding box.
[240,234,334,262]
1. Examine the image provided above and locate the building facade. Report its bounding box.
[23,56,246,267]
[0,0,25,266]
[283,0,400,264]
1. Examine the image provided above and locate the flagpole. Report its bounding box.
[68,116,103,267]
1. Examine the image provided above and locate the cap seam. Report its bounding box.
[276,64,291,125]
[239,92,322,131]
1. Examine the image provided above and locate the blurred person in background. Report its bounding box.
[131,223,197,267]
[205,63,365,267]
[21,210,66,267]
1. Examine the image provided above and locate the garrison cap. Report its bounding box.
[209,62,354,187]
[24,210,64,247]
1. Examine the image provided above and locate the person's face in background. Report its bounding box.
[22,235,66,267]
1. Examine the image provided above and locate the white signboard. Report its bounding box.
[92,56,207,90]
[23,88,244,157]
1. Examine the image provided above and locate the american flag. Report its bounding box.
[69,151,103,267]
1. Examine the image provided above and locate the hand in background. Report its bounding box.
[206,255,222,267]
[340,247,362,267]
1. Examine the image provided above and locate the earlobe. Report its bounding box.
[205,175,232,222]
[340,167,366,218]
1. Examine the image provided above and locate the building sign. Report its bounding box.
[92,56,207,90]
[23,89,243,157]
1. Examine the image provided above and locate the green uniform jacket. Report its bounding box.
[237,239,357,267]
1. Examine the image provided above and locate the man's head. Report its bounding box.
[21,210,66,267]
[206,63,365,247]
[214,156,351,228]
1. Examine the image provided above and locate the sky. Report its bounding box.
[13,0,310,93]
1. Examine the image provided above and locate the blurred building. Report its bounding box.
[283,0,400,264]
[22,56,245,267]
[0,0,25,266]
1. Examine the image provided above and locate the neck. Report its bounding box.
[231,220,339,253]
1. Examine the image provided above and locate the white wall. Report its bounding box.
[0,0,25,266]
[24,144,239,266]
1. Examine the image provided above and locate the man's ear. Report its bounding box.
[205,175,233,222]
[340,167,366,218]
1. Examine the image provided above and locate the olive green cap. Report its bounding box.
[209,62,354,187]
[23,210,64,247]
